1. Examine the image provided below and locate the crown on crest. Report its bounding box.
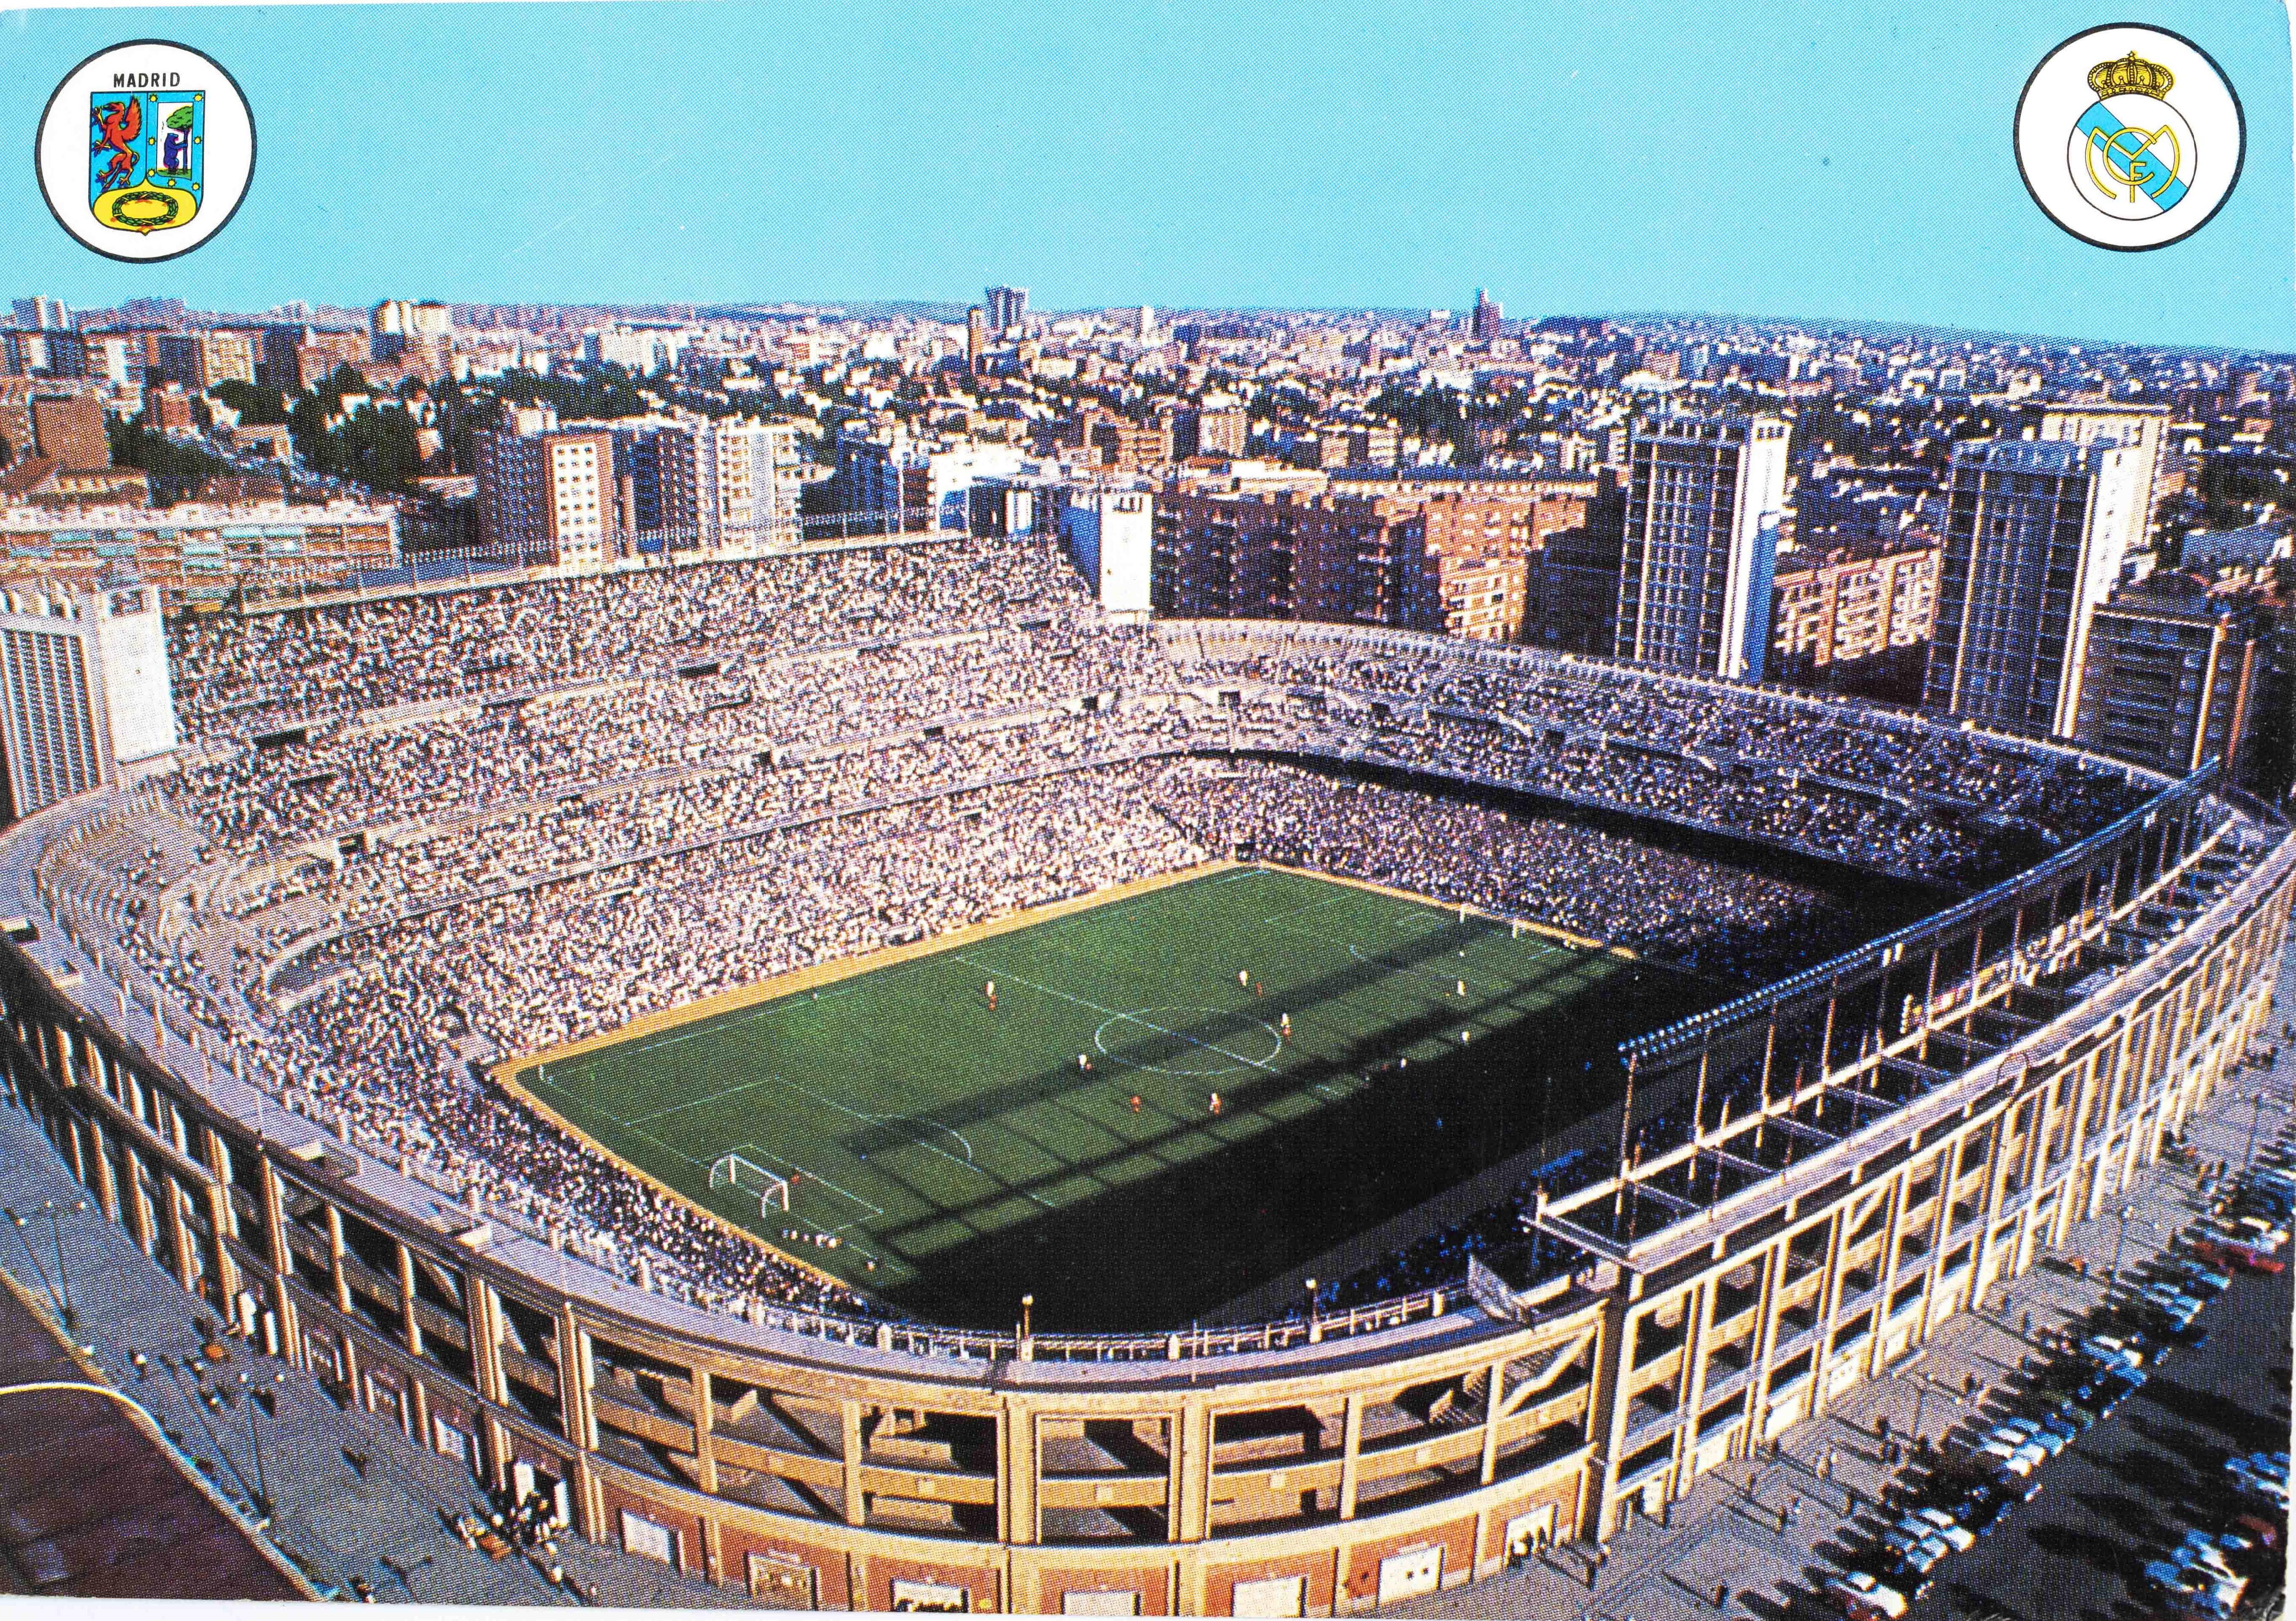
[2088,50,2174,101]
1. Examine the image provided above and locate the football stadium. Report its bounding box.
[1,531,2288,1612]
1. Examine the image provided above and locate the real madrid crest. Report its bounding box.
[2015,25,2242,251]
[35,40,254,263]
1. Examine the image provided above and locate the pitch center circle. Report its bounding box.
[1092,1006,1283,1075]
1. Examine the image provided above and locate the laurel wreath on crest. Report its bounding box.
[112,190,182,228]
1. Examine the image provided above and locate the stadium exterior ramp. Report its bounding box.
[0,638,2288,1612]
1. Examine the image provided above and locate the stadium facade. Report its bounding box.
[0,539,2287,1614]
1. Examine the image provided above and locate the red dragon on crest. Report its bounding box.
[91,97,141,192]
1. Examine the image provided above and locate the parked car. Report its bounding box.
[2190,1234,2284,1274]
[2231,1510,2281,1547]
[1970,1439,2043,1477]
[2139,1563,2236,1621]
[2039,1399,2096,1434]
[2079,1334,2145,1369]
[2227,1215,2288,1250]
[1952,1488,2014,1531]
[1875,1526,1951,1576]
[2225,1450,2290,1484]
[2165,1261,2231,1296]
[1900,1506,1978,1551]
[2071,1365,2145,1411]
[2230,1472,2290,1513]
[2137,1283,2206,1319]
[1825,1570,1910,1620]
[1990,1417,2069,1456]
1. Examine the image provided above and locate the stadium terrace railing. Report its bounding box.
[1536,769,2292,1274]
[720,1287,1455,1365]
[1623,761,2219,1064]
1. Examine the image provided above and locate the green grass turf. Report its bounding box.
[515,866,1707,1330]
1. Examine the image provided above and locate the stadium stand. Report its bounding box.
[1,533,2284,1609]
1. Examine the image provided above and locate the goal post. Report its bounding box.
[708,1151,791,1213]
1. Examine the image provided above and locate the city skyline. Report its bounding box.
[2,0,2289,351]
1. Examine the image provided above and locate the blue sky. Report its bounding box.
[1,0,2290,350]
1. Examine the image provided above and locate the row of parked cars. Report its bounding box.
[2125,1153,2296,1620]
[1817,1138,2293,1621]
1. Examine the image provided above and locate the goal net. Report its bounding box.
[708,1151,791,1213]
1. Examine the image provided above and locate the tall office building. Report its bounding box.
[2037,403,2168,547]
[0,579,177,824]
[26,389,110,472]
[1059,488,1154,619]
[2073,580,2269,780]
[1767,535,1940,701]
[11,298,70,332]
[474,425,620,570]
[1612,415,1790,680]
[1471,289,1504,342]
[1923,438,2145,739]
[985,286,1028,330]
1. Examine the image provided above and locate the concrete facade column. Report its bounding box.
[1338,1392,1365,1518]
[1478,1357,1506,1485]
[841,1397,867,1527]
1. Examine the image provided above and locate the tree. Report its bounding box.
[107,415,233,503]
[322,405,425,492]
[212,378,289,425]
[1368,383,1468,452]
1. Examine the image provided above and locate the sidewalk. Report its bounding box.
[0,1094,749,1608]
[1400,958,2295,1621]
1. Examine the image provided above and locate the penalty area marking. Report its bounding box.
[731,1143,885,1234]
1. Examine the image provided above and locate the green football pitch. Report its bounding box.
[512,866,1707,1330]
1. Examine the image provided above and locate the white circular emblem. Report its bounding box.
[35,40,255,263]
[2015,24,2242,251]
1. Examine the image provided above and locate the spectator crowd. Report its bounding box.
[21,537,2167,1326]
